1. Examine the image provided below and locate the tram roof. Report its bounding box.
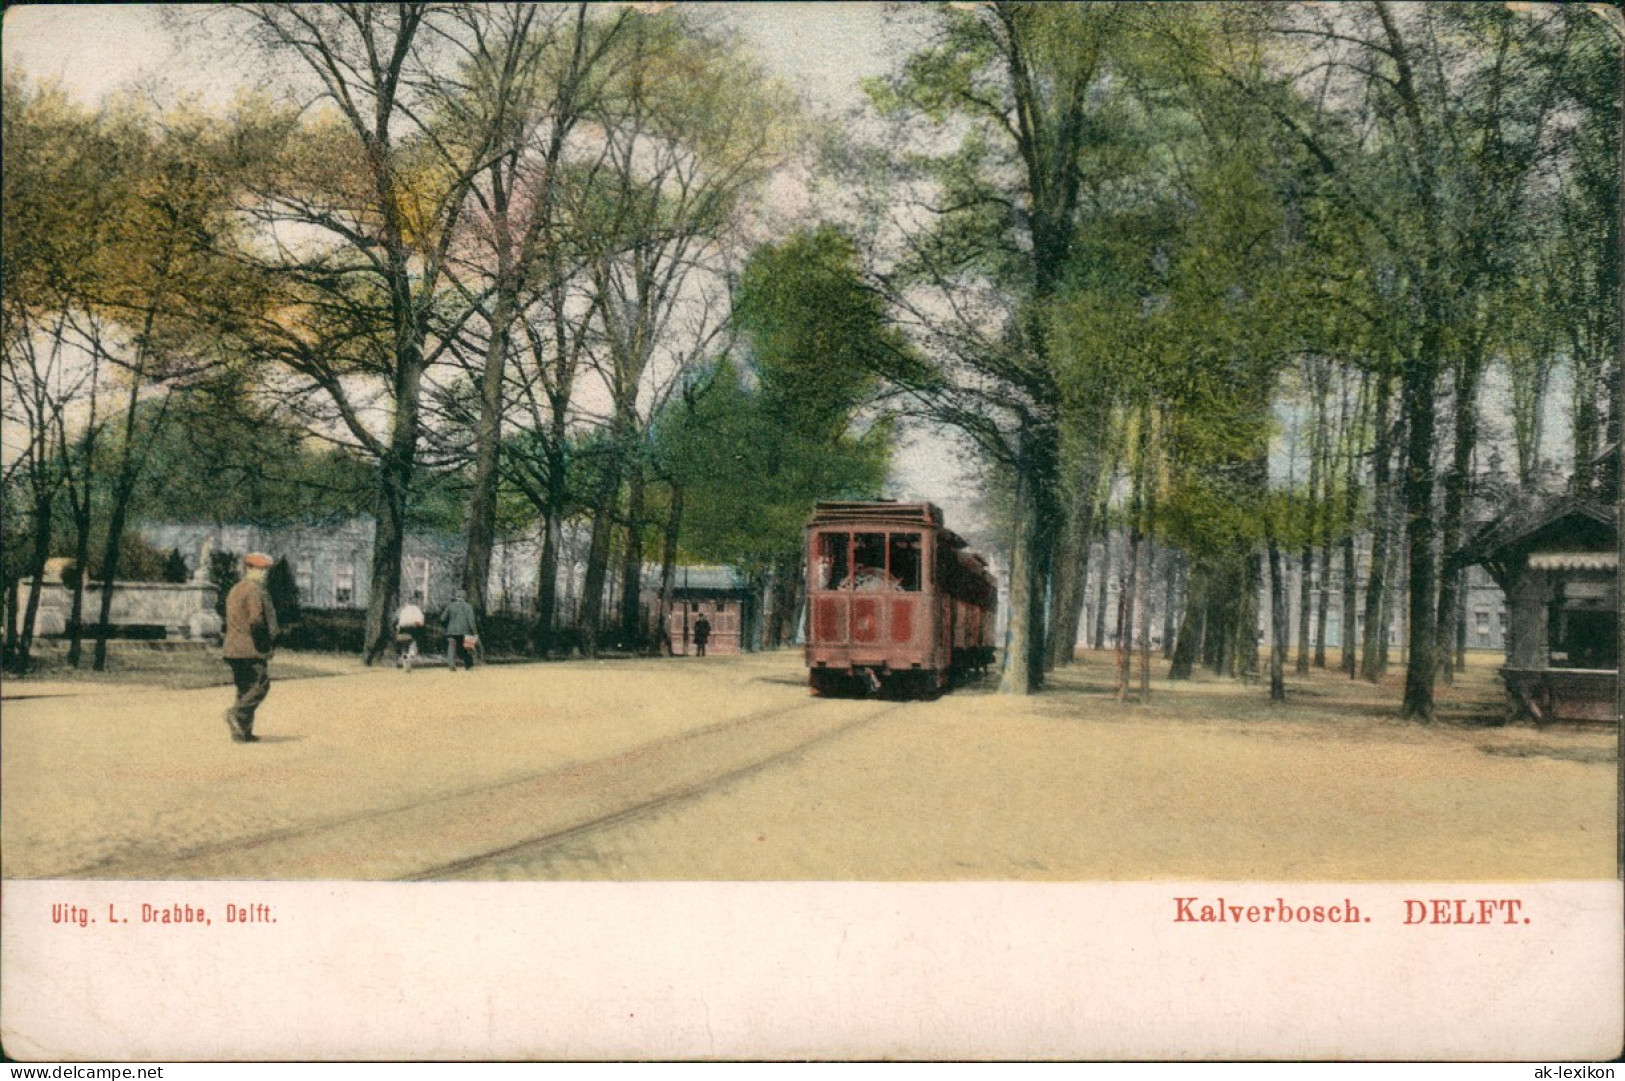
[808,500,944,528]
[807,501,973,550]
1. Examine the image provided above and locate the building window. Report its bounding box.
[1475,610,1490,643]
[335,560,355,606]
[295,557,314,601]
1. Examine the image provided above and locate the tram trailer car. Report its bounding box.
[805,500,997,698]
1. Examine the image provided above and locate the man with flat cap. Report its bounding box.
[223,552,279,742]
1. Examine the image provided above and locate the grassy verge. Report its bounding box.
[8,641,359,690]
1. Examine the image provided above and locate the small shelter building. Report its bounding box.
[659,566,753,656]
[1458,489,1617,724]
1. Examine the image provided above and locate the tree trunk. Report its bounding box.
[1115,415,1148,701]
[3,578,18,669]
[1454,576,1468,673]
[999,419,1059,694]
[1233,447,1268,684]
[1341,375,1365,679]
[361,334,426,666]
[1046,477,1096,669]
[16,573,45,678]
[1043,503,1074,672]
[532,510,561,656]
[1267,531,1287,702]
[1314,539,1332,669]
[1296,393,1322,675]
[1206,570,1228,676]
[1161,549,1180,660]
[618,462,647,650]
[462,254,515,617]
[1295,542,1313,676]
[66,504,91,668]
[1360,366,1395,682]
[1434,350,1484,687]
[1341,531,1359,679]
[530,427,572,656]
[91,389,150,671]
[1137,538,1153,701]
[1379,512,1400,673]
[1236,551,1261,682]
[363,441,413,666]
[656,484,683,655]
[1572,344,1602,493]
[90,473,138,672]
[1114,526,1137,701]
[1092,526,1111,652]
[781,556,803,647]
[1168,560,1204,681]
[765,553,803,649]
[1400,362,1440,722]
[577,441,624,658]
[11,492,54,675]
[1313,385,1337,669]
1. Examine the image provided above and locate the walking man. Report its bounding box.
[223,552,278,743]
[395,600,425,668]
[442,590,479,670]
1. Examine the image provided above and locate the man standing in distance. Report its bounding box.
[223,552,278,742]
[442,590,479,670]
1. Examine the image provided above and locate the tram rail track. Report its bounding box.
[57,695,904,881]
[411,699,910,880]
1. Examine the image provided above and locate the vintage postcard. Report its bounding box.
[2,1,1620,1063]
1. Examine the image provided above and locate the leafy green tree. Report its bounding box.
[647,230,894,647]
[653,355,890,643]
[718,226,899,646]
[568,13,796,655]
[1196,2,1600,717]
[208,550,239,621]
[2,75,119,672]
[85,533,171,583]
[3,72,252,669]
[228,3,521,664]
[111,386,375,528]
[266,556,301,626]
[92,111,251,667]
[434,4,635,621]
[865,1,1129,693]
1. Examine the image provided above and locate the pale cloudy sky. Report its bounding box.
[1,3,916,110]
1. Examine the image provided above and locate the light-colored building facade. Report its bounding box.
[141,518,464,613]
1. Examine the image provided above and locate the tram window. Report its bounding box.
[889,533,922,591]
[816,532,849,590]
[851,533,888,590]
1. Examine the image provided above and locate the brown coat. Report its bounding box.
[223,578,278,660]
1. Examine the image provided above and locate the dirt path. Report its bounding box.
[2,649,1615,880]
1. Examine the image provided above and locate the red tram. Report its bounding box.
[804,501,997,697]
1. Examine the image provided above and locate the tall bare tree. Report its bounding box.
[232,4,514,662]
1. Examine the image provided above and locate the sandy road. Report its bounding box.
[2,649,1616,881]
[1,652,895,880]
